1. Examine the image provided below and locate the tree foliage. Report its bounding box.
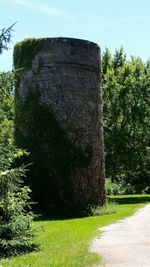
[0,26,36,257]
[0,24,16,54]
[103,48,150,191]
[0,72,36,257]
[0,151,35,257]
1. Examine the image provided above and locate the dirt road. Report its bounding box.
[91,204,150,267]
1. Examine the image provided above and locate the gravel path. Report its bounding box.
[90,204,150,267]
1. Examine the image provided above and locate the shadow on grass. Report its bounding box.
[108,195,150,205]
[34,212,95,221]
[34,209,95,221]
[34,195,150,221]
[0,244,39,259]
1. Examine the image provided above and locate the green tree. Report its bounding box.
[0,24,15,54]
[0,25,36,257]
[0,149,35,257]
[103,48,150,192]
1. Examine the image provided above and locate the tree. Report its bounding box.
[103,48,150,192]
[0,23,15,54]
[0,149,35,257]
[0,25,36,257]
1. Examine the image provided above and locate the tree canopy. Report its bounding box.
[103,48,150,192]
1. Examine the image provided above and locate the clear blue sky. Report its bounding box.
[0,0,150,71]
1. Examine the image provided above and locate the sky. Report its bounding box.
[0,0,150,71]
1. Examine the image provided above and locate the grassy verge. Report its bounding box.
[0,195,150,267]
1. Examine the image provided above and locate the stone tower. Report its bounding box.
[14,37,105,217]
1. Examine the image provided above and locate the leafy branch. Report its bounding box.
[0,23,17,54]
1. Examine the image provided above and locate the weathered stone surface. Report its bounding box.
[14,37,106,216]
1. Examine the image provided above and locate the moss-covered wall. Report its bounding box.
[14,37,106,217]
[13,38,42,70]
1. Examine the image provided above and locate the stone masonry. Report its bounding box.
[14,37,106,216]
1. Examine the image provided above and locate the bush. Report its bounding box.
[90,201,117,216]
[105,178,136,195]
[0,151,36,257]
[142,186,150,194]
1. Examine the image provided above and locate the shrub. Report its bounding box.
[90,201,117,216]
[0,150,36,257]
[105,178,136,195]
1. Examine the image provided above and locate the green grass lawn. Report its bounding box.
[0,195,150,267]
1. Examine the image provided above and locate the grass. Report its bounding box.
[109,194,150,204]
[0,194,150,267]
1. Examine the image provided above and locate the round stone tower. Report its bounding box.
[14,37,105,217]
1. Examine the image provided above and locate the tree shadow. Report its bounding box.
[108,195,150,205]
